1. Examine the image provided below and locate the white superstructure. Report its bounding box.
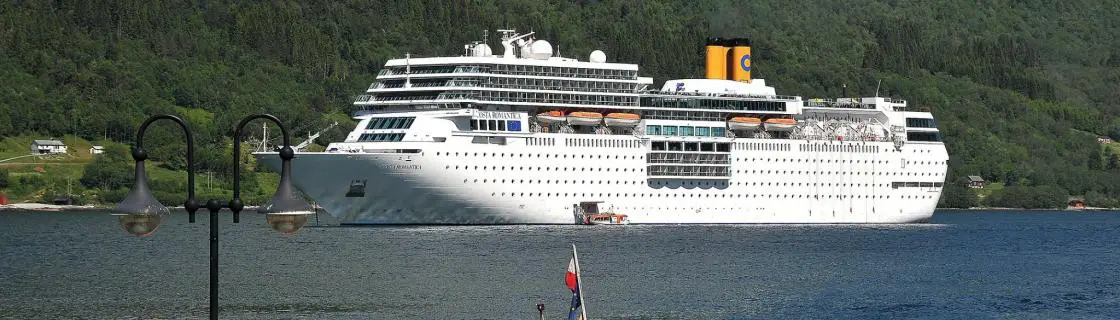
[256,30,947,224]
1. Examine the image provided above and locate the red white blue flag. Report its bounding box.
[566,258,582,320]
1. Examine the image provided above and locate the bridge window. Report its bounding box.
[905,118,937,128]
[906,132,941,142]
[366,117,415,130]
[358,133,405,142]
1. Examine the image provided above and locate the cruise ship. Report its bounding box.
[256,30,948,224]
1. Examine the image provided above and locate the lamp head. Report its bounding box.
[113,161,168,237]
[259,164,312,235]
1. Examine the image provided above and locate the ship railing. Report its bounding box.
[804,101,876,109]
[640,90,800,101]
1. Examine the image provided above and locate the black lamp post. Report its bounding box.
[113,114,199,235]
[113,114,311,320]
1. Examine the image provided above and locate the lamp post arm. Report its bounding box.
[231,114,292,220]
[134,114,199,218]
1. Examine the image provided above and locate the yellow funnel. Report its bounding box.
[705,37,729,80]
[730,38,751,83]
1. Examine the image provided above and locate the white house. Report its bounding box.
[89,146,104,155]
[31,140,67,154]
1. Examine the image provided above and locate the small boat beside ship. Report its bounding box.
[573,201,630,225]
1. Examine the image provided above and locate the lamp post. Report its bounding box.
[113,114,312,320]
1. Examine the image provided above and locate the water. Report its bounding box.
[1,210,1119,319]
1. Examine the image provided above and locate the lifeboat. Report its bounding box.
[567,111,604,126]
[763,118,798,131]
[603,113,641,127]
[536,110,566,123]
[727,117,761,131]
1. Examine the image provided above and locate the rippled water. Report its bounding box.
[1,210,1119,319]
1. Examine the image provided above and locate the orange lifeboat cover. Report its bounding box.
[540,110,564,117]
[568,112,603,119]
[605,113,640,120]
[765,118,796,125]
[729,117,761,123]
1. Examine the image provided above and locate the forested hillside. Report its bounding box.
[2,0,1119,208]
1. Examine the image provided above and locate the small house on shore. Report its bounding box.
[968,175,985,189]
[31,140,66,154]
[89,146,104,155]
[1068,197,1086,209]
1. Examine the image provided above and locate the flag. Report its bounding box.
[566,258,582,320]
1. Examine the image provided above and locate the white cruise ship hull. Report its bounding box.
[256,137,944,225]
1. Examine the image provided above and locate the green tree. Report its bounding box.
[1088,146,1103,170]
[0,168,9,189]
[79,156,132,190]
[1108,152,1119,171]
[938,179,977,208]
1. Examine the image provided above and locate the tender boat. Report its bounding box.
[567,111,604,126]
[728,116,761,131]
[763,118,797,131]
[537,110,566,123]
[583,213,630,225]
[604,113,641,127]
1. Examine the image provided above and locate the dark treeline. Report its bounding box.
[1,0,1119,207]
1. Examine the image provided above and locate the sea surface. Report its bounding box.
[1,210,1119,319]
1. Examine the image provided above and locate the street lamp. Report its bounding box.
[113,114,199,236]
[230,114,313,234]
[113,113,312,319]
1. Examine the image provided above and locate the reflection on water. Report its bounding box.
[1,210,1119,319]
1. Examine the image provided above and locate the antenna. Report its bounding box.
[875,79,883,97]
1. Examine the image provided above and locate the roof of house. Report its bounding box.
[90,146,104,149]
[967,175,984,182]
[32,139,65,146]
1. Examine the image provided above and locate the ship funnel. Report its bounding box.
[729,38,752,83]
[704,37,730,80]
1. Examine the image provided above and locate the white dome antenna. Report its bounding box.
[530,40,552,60]
[589,50,606,63]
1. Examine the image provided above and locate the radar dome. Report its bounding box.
[529,40,553,60]
[589,50,606,63]
[474,44,492,57]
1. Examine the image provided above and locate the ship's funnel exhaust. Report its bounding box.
[704,37,729,80]
[729,38,752,83]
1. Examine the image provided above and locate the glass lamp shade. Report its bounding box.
[259,167,312,235]
[113,161,169,237]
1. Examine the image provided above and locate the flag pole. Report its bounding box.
[572,243,588,320]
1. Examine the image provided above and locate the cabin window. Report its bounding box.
[668,142,683,151]
[663,126,678,136]
[680,126,695,136]
[711,127,726,137]
[646,125,661,135]
[697,127,710,137]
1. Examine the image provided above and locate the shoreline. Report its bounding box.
[0,203,264,212]
[0,203,109,212]
[2,203,1117,213]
